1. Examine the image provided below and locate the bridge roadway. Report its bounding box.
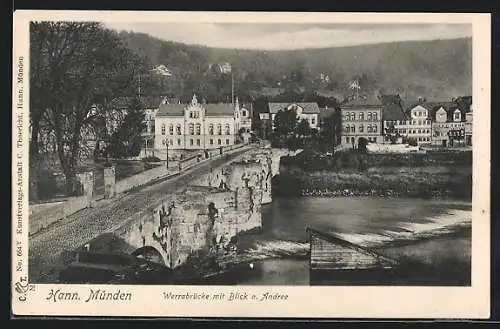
[29,146,255,283]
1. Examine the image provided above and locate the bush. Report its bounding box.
[141,156,161,163]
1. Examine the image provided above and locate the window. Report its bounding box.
[359,124,364,133]
[161,124,166,135]
[189,112,193,118]
[196,139,200,146]
[359,112,364,120]
[195,123,201,135]
[209,124,214,135]
[373,125,377,133]
[311,117,316,125]
[217,139,221,145]
[169,139,173,146]
[162,138,167,146]
[351,125,356,133]
[176,124,181,135]
[225,124,230,135]
[454,110,461,121]
[367,112,372,121]
[367,125,372,133]
[168,124,173,135]
[190,139,193,146]
[346,137,350,143]
[345,125,350,133]
[216,124,222,135]
[177,139,181,145]
[188,123,194,135]
[226,139,229,145]
[210,139,213,145]
[373,112,378,121]
[242,110,247,117]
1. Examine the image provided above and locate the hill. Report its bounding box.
[115,30,472,103]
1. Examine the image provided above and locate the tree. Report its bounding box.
[30,22,143,195]
[358,137,368,152]
[273,108,297,137]
[296,119,312,138]
[107,97,146,158]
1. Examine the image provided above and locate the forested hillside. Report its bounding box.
[116,30,472,103]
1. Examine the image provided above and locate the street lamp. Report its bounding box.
[166,139,169,170]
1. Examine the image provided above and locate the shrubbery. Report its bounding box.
[281,149,472,172]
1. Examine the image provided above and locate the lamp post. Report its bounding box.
[166,139,169,170]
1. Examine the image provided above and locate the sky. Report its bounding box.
[105,22,472,50]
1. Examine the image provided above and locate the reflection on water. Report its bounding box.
[129,196,471,285]
[219,197,472,285]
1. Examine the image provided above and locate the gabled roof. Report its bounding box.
[268,102,320,114]
[429,103,467,122]
[156,103,235,117]
[403,101,467,122]
[379,94,406,121]
[383,104,406,121]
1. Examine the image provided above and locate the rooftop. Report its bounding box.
[268,102,321,114]
[156,103,235,117]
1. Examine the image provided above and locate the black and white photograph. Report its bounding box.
[12,11,491,318]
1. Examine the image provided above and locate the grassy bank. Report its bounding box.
[274,149,472,200]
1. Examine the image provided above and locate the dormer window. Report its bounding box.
[454,109,461,122]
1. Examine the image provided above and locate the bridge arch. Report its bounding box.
[131,246,166,266]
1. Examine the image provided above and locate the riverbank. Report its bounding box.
[274,149,472,200]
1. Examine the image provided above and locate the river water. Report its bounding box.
[197,196,472,285]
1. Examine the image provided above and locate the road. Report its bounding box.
[29,147,253,283]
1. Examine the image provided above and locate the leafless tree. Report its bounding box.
[30,21,145,196]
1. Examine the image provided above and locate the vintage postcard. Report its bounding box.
[12,11,491,318]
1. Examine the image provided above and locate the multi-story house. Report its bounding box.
[465,104,473,146]
[268,102,320,131]
[154,94,244,152]
[431,104,467,147]
[383,101,435,145]
[340,95,383,148]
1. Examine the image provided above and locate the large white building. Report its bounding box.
[383,104,433,145]
[154,94,248,151]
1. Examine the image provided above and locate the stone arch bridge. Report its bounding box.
[68,147,291,272]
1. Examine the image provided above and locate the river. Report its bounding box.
[194,196,472,285]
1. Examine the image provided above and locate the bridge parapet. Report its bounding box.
[78,147,286,273]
